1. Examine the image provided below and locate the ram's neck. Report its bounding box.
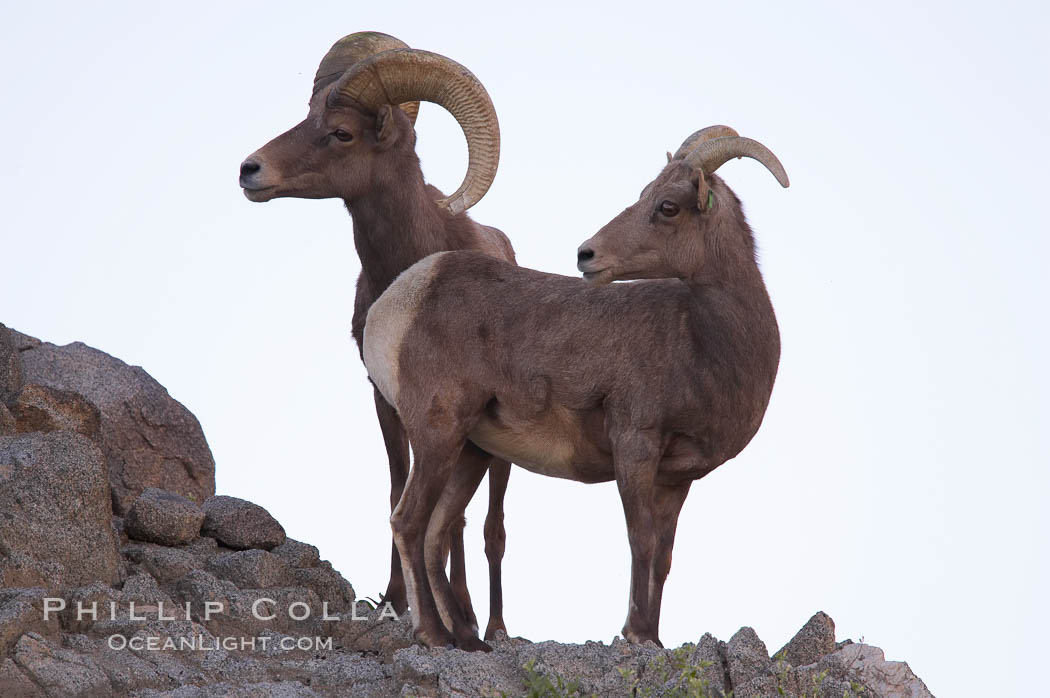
[346,170,457,296]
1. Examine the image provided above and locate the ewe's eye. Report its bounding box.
[659,200,680,217]
[331,129,353,142]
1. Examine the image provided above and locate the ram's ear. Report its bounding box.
[375,104,401,148]
[666,151,673,164]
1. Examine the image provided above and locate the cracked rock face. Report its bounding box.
[9,384,101,440]
[0,325,25,404]
[0,431,121,590]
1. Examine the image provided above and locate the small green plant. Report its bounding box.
[620,645,728,698]
[774,651,826,697]
[358,595,383,610]
[507,658,594,698]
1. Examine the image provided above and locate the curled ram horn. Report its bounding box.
[313,32,419,125]
[330,48,500,214]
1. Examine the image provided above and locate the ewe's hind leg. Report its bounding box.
[389,434,466,649]
[374,388,410,614]
[425,443,492,651]
[483,458,511,641]
[647,482,691,635]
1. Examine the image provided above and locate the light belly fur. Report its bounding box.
[468,410,580,480]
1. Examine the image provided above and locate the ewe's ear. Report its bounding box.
[692,169,713,212]
[375,105,400,148]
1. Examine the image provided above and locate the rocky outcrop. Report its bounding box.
[777,610,837,669]
[1,324,215,513]
[0,324,935,696]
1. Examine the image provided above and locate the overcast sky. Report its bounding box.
[2,2,1048,695]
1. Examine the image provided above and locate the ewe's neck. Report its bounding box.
[686,195,765,293]
[346,168,451,295]
[685,232,776,331]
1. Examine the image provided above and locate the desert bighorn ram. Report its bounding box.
[363,126,789,650]
[239,32,514,640]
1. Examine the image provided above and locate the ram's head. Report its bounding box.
[239,32,499,215]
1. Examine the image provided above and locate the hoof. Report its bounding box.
[455,633,493,652]
[622,627,662,647]
[414,626,455,649]
[483,621,507,643]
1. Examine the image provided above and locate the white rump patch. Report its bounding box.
[363,252,450,409]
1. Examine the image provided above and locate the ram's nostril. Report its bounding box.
[577,248,595,263]
[240,160,261,178]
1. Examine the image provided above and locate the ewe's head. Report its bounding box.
[239,32,499,215]
[577,126,788,284]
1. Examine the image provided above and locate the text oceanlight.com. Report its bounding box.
[42,598,399,623]
[107,634,334,652]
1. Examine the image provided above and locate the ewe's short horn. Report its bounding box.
[684,136,790,188]
[672,125,739,160]
[313,32,419,125]
[330,48,500,215]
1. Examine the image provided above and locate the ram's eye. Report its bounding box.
[659,200,680,217]
[331,129,353,142]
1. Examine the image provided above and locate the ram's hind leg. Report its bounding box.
[374,388,410,614]
[483,458,511,641]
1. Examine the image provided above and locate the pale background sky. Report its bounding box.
[2,1,1048,695]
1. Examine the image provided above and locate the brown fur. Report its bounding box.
[364,160,782,649]
[240,86,515,640]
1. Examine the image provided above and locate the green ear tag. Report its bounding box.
[706,190,715,210]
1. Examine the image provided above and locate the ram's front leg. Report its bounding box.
[611,427,663,645]
[483,457,511,641]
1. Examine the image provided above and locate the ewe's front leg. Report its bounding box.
[612,429,663,646]
[447,514,479,634]
[389,436,465,649]
[648,481,691,635]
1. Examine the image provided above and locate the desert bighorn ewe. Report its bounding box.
[239,32,514,639]
[363,126,789,650]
